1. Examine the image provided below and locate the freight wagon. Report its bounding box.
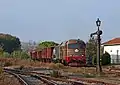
[30,47,54,62]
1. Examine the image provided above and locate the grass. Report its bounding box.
[0,58,120,78]
[48,63,66,70]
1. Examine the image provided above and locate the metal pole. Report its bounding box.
[97,26,102,74]
[59,45,60,63]
[117,50,119,63]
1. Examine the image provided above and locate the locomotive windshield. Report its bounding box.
[68,43,85,49]
[68,44,79,49]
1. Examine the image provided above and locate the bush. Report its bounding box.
[55,63,65,69]
[92,52,111,66]
[2,52,10,58]
[20,52,30,59]
[50,70,61,78]
[101,52,111,65]
[49,63,65,69]
[11,51,21,58]
[11,51,30,59]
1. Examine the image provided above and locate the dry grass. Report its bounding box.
[67,67,96,74]
[0,58,97,75]
[0,73,21,85]
[48,63,66,69]
[1,58,120,78]
[0,58,46,67]
[0,58,66,69]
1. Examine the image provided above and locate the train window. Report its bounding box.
[68,44,79,49]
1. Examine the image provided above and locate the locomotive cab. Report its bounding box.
[64,39,86,66]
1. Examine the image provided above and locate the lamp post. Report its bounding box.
[96,18,102,73]
[90,18,102,74]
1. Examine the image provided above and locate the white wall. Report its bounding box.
[104,45,120,64]
[104,45,120,55]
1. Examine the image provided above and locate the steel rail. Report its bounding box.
[4,70,29,85]
[4,68,59,85]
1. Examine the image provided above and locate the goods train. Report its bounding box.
[29,39,86,66]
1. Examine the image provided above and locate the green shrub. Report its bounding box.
[3,52,10,58]
[50,70,61,78]
[21,52,30,59]
[92,52,110,66]
[11,51,21,58]
[11,51,30,59]
[101,52,111,65]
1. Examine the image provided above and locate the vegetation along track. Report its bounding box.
[4,68,85,85]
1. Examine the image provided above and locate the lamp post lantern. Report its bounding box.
[96,18,102,74]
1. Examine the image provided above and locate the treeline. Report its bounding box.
[0,33,30,59]
[0,33,59,59]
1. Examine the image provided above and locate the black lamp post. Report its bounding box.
[90,18,102,74]
[96,18,102,73]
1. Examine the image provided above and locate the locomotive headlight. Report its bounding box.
[75,49,79,52]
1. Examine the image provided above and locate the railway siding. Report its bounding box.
[4,66,120,85]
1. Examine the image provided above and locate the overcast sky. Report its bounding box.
[0,0,120,43]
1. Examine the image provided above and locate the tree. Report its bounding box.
[86,38,97,58]
[86,37,104,65]
[38,41,59,49]
[0,33,21,53]
[86,38,97,65]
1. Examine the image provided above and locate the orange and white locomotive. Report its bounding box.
[53,39,86,66]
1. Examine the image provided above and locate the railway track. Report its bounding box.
[4,67,120,85]
[31,69,119,85]
[4,69,61,85]
[4,69,45,85]
[4,68,85,85]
